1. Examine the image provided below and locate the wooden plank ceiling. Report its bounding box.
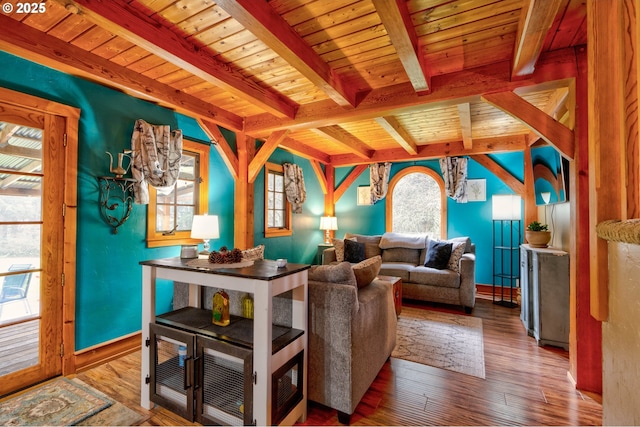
[0,0,586,167]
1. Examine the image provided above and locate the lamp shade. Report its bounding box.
[492,195,521,220]
[191,214,220,239]
[319,216,338,231]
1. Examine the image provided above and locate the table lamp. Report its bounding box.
[191,214,220,254]
[319,216,338,244]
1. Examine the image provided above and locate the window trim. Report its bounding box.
[146,139,209,248]
[264,162,292,237]
[385,166,447,238]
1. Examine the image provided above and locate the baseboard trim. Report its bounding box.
[74,332,141,373]
[477,284,518,300]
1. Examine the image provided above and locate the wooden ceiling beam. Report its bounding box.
[375,116,418,155]
[245,48,579,135]
[0,14,243,131]
[457,103,473,149]
[248,130,290,183]
[330,135,527,166]
[471,154,524,195]
[309,161,328,195]
[279,138,331,165]
[525,86,571,146]
[334,165,368,203]
[481,91,575,159]
[372,0,430,92]
[312,126,374,160]
[512,0,564,77]
[215,0,362,108]
[57,0,297,119]
[198,120,239,180]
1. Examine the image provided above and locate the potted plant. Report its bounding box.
[525,221,551,248]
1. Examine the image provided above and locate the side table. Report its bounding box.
[316,243,333,264]
[378,275,402,316]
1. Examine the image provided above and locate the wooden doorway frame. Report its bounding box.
[0,87,79,377]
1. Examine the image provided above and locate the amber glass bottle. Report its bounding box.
[212,290,230,326]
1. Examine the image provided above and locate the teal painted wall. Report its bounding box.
[253,149,325,264]
[0,52,234,350]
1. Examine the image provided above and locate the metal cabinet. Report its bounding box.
[519,246,534,335]
[520,245,569,350]
[149,322,255,425]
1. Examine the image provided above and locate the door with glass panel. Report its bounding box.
[0,103,65,395]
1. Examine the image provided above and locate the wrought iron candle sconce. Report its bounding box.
[98,150,135,234]
[97,176,136,234]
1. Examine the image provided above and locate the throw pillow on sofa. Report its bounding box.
[424,240,452,269]
[308,262,357,286]
[352,255,382,288]
[344,239,365,263]
[447,241,466,273]
[344,233,383,259]
[331,237,356,262]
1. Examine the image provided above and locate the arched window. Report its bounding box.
[386,166,446,239]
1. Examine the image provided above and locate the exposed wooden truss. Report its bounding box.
[0,0,585,170]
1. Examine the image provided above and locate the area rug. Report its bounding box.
[392,306,486,378]
[0,377,144,426]
[74,379,146,426]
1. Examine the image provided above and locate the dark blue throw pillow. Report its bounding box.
[344,239,366,263]
[425,240,453,270]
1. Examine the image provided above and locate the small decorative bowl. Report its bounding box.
[276,258,287,268]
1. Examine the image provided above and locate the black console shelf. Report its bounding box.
[156,307,304,354]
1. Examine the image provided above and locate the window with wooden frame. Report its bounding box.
[264,162,292,237]
[386,166,447,239]
[146,140,209,247]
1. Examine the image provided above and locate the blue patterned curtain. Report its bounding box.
[439,157,468,203]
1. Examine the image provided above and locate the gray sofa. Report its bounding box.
[307,261,397,424]
[325,232,477,313]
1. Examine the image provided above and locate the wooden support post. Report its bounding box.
[587,0,626,321]
[570,45,602,394]
[235,133,255,249]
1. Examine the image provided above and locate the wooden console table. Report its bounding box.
[139,257,310,425]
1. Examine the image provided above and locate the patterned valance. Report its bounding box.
[131,119,183,204]
[370,162,392,204]
[439,157,468,203]
[283,162,306,213]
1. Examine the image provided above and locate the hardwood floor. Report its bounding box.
[69,297,601,426]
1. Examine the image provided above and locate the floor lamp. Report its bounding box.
[491,195,521,308]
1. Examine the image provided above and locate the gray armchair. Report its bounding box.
[307,262,397,423]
